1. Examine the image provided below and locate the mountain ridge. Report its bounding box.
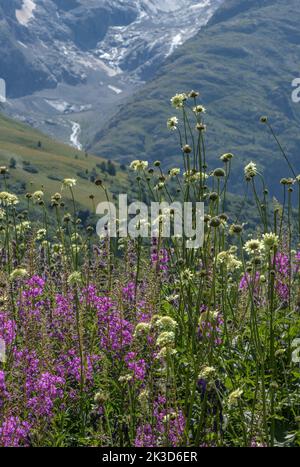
[90,0,300,196]
[0,0,222,147]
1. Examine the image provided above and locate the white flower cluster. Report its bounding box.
[129,160,148,171]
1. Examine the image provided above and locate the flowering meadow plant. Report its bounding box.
[0,93,300,447]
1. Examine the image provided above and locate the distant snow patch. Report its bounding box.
[45,99,70,113]
[108,85,123,94]
[45,99,92,114]
[16,0,36,27]
[17,41,28,49]
[167,33,183,56]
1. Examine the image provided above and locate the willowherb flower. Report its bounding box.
[138,389,150,409]
[32,190,44,203]
[17,221,31,233]
[262,232,279,250]
[228,388,243,406]
[193,105,206,114]
[220,153,234,162]
[154,182,165,191]
[62,178,77,189]
[180,268,194,283]
[165,294,179,304]
[134,322,151,337]
[155,316,178,332]
[217,251,242,271]
[135,424,156,447]
[156,331,175,348]
[0,191,19,206]
[36,228,47,241]
[130,160,148,171]
[10,268,28,281]
[280,177,295,186]
[0,166,8,175]
[0,416,31,447]
[198,366,216,380]
[229,223,244,235]
[125,353,147,381]
[67,271,83,286]
[118,374,132,383]
[170,93,187,109]
[156,346,177,359]
[183,170,208,183]
[94,390,109,405]
[169,168,180,177]
[196,122,206,132]
[244,239,263,255]
[244,162,258,179]
[189,90,199,98]
[51,192,62,201]
[0,312,16,345]
[167,116,178,130]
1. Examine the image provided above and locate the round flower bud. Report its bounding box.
[213,168,225,177]
[220,153,234,162]
[219,213,228,222]
[209,192,218,201]
[196,123,206,132]
[230,224,243,234]
[182,145,192,154]
[210,217,221,228]
[189,90,199,98]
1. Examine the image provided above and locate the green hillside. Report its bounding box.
[91,0,300,196]
[0,111,131,211]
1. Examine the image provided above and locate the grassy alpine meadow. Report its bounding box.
[0,91,300,448]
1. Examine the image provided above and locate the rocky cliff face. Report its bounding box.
[0,1,222,146]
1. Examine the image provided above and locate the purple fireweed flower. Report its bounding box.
[122,282,135,302]
[239,272,260,291]
[56,349,99,386]
[25,275,45,296]
[198,312,223,346]
[80,287,133,353]
[27,372,65,418]
[0,370,9,408]
[0,416,31,447]
[135,424,156,447]
[134,399,185,447]
[125,352,147,381]
[275,252,290,301]
[154,397,185,447]
[151,239,170,273]
[0,312,16,345]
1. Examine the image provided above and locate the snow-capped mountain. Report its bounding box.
[0,0,223,147]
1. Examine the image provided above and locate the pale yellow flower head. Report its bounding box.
[62,178,77,189]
